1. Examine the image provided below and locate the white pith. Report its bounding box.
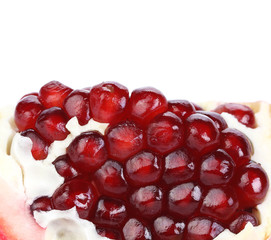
[0,101,270,240]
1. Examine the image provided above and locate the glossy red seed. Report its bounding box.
[94,160,128,198]
[35,107,70,143]
[163,149,195,185]
[67,131,107,173]
[186,113,220,156]
[52,179,98,219]
[229,211,258,234]
[39,80,72,109]
[106,121,145,162]
[213,103,256,128]
[96,227,122,239]
[94,198,127,228]
[30,196,52,213]
[63,89,91,125]
[146,112,185,155]
[15,95,44,131]
[130,186,163,220]
[200,149,235,186]
[186,217,224,240]
[168,183,202,218]
[200,187,239,221]
[197,111,228,131]
[235,161,269,208]
[124,151,162,187]
[168,100,196,119]
[153,216,185,240]
[192,103,203,111]
[221,128,253,167]
[53,155,78,180]
[21,129,49,160]
[89,82,129,123]
[128,87,168,126]
[122,218,152,240]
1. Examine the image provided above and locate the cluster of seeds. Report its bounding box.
[15,81,269,240]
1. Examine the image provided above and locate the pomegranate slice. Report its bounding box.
[8,81,271,240]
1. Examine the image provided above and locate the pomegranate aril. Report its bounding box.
[38,80,73,109]
[96,227,122,240]
[63,89,91,125]
[130,185,163,220]
[186,113,220,156]
[15,95,44,131]
[221,128,253,167]
[128,87,168,126]
[213,103,256,128]
[146,112,185,155]
[186,217,224,240]
[168,100,196,119]
[124,151,162,187]
[122,218,152,240]
[30,196,52,213]
[94,160,128,198]
[35,107,70,143]
[94,198,127,228]
[67,131,107,173]
[21,129,49,160]
[153,216,185,240]
[235,161,269,208]
[163,149,195,185]
[168,182,202,218]
[200,149,235,186]
[106,121,145,162]
[200,187,239,221]
[229,211,259,234]
[197,111,228,131]
[192,102,203,111]
[53,155,78,180]
[52,179,98,219]
[89,82,129,123]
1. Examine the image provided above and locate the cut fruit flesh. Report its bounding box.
[0,81,270,239]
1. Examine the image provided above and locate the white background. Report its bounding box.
[0,0,271,107]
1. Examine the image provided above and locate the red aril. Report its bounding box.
[67,131,107,173]
[30,196,52,213]
[130,185,163,220]
[200,187,239,221]
[122,218,152,240]
[53,155,78,180]
[15,95,44,131]
[35,107,70,143]
[128,87,168,126]
[94,160,128,198]
[235,161,269,208]
[124,151,162,187]
[105,121,145,162]
[197,111,228,131]
[229,211,259,234]
[186,217,224,240]
[200,149,235,186]
[96,227,122,239]
[146,112,185,155]
[168,100,196,119]
[186,113,220,156]
[221,128,253,167]
[213,103,256,128]
[38,80,73,109]
[163,149,195,185]
[89,82,129,123]
[168,182,202,218]
[63,89,91,125]
[94,198,127,228]
[153,216,185,240]
[21,129,49,160]
[52,179,98,219]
